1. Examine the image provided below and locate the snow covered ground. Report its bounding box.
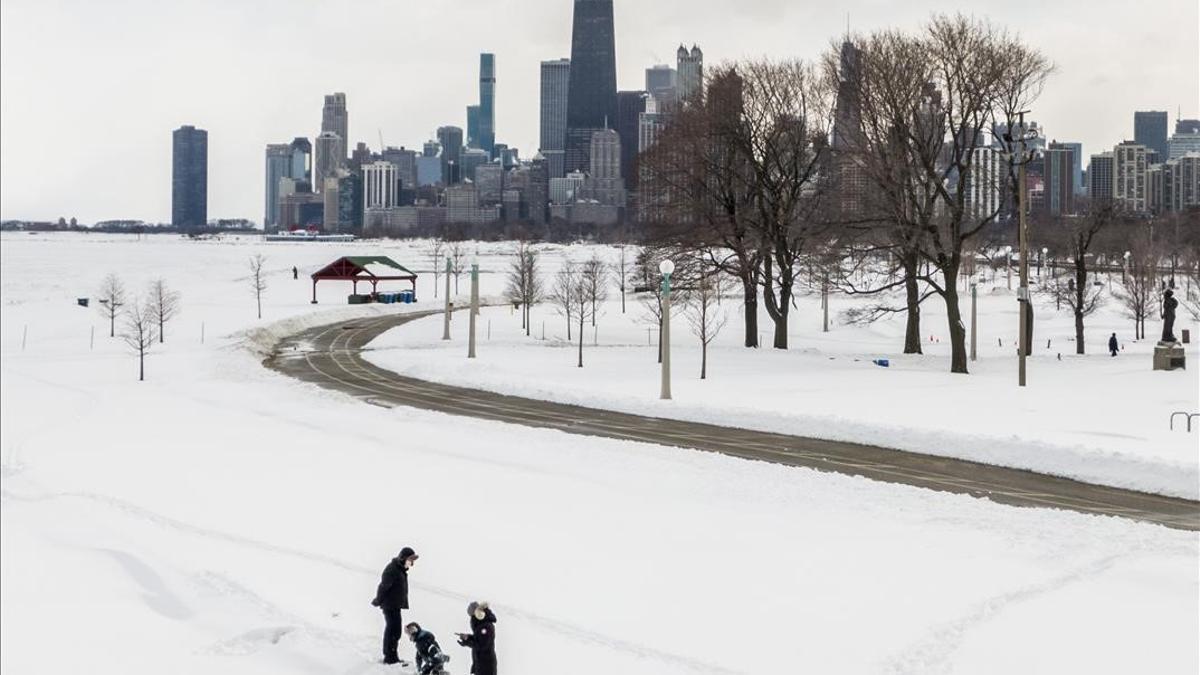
[366,242,1200,499]
[2,233,1198,674]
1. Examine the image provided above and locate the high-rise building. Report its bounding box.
[1056,141,1084,195]
[290,137,312,182]
[586,128,624,206]
[964,146,1002,223]
[677,44,703,104]
[527,155,550,224]
[336,172,363,233]
[644,64,677,106]
[1113,141,1150,212]
[264,144,292,227]
[172,125,207,231]
[321,93,349,164]
[1175,119,1200,134]
[1134,111,1168,162]
[479,53,496,156]
[1088,152,1114,202]
[363,161,399,212]
[830,41,866,217]
[314,132,343,193]
[565,0,617,174]
[437,126,464,184]
[539,58,571,179]
[1169,131,1200,159]
[323,176,341,231]
[1043,143,1076,216]
[466,105,481,149]
[616,91,647,188]
[460,148,490,184]
[475,163,504,203]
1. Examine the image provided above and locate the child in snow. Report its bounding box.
[406,622,449,675]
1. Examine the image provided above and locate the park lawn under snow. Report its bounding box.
[365,244,1200,500]
[1,233,1198,675]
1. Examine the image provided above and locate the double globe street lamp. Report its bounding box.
[660,259,674,400]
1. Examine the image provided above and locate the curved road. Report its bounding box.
[266,310,1200,532]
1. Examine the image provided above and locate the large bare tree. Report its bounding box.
[1114,226,1160,340]
[97,273,126,337]
[1037,203,1114,353]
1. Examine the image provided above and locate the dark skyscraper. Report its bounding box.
[615,90,647,188]
[565,0,617,174]
[437,126,464,184]
[540,58,571,179]
[321,93,348,163]
[466,105,481,148]
[830,41,867,217]
[479,53,496,156]
[172,125,207,231]
[1134,111,1169,162]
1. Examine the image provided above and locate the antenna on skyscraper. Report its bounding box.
[378,129,385,151]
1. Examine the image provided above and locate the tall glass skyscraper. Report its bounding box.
[1134,111,1169,162]
[172,125,207,231]
[565,0,616,174]
[479,54,496,157]
[540,58,571,179]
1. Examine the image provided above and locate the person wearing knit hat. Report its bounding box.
[456,600,497,675]
[371,547,418,664]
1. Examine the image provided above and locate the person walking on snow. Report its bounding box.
[456,601,497,675]
[1109,333,1119,357]
[406,622,449,675]
[292,266,299,280]
[372,547,418,664]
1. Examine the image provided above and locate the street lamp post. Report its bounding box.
[442,257,452,341]
[468,260,478,358]
[1123,251,1131,285]
[660,259,674,400]
[1039,247,1047,278]
[970,276,980,362]
[1005,245,1013,291]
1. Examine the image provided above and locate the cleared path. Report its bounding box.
[265,310,1200,532]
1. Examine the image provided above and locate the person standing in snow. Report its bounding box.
[292,266,299,280]
[406,622,449,675]
[456,601,497,675]
[372,547,418,664]
[1109,333,1119,357]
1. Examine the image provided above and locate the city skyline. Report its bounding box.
[1,0,1197,222]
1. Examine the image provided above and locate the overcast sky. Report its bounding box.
[1,0,1197,223]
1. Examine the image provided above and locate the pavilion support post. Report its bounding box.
[311,280,318,304]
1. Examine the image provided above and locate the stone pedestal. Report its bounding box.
[1153,342,1186,371]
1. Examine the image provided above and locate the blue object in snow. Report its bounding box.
[872,358,890,368]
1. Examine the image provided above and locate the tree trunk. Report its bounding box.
[772,307,789,349]
[903,253,923,354]
[159,318,165,343]
[943,264,968,374]
[110,312,116,338]
[138,347,145,381]
[1074,258,1087,354]
[742,278,758,348]
[577,315,584,368]
[701,341,707,379]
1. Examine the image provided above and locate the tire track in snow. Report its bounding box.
[882,553,1125,674]
[0,486,740,675]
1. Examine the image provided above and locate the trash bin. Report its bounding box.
[872,358,890,368]
[77,298,89,308]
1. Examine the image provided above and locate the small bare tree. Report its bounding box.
[550,260,578,341]
[615,244,635,314]
[580,254,610,327]
[1114,230,1158,340]
[505,241,544,336]
[97,273,126,337]
[428,239,444,298]
[121,297,158,381]
[1037,204,1113,353]
[449,241,467,294]
[249,254,268,319]
[687,270,730,379]
[147,278,181,343]
[570,271,599,368]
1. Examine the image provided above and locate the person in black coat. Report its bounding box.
[406,622,448,675]
[456,601,497,675]
[372,547,418,664]
[1109,333,1119,357]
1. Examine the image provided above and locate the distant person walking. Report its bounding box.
[292,266,299,280]
[372,547,418,665]
[456,601,497,675]
[1109,333,1119,357]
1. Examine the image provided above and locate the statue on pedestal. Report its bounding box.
[1161,289,1178,343]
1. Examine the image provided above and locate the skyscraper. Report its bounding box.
[539,58,571,179]
[1134,111,1168,162]
[290,137,312,183]
[314,131,343,193]
[1088,152,1114,202]
[565,0,617,174]
[466,105,481,148]
[1044,143,1076,216]
[479,53,496,156]
[1113,141,1149,212]
[830,40,866,217]
[677,44,703,104]
[644,64,677,106]
[587,128,624,206]
[616,91,647,188]
[1056,141,1084,195]
[437,126,464,185]
[321,93,349,164]
[264,144,292,227]
[1175,119,1200,135]
[172,125,207,231]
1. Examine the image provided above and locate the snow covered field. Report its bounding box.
[2,233,1198,674]
[365,242,1200,499]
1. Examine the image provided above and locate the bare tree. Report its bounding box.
[146,278,181,343]
[687,269,730,379]
[120,297,158,381]
[635,247,699,363]
[550,260,578,341]
[580,254,609,327]
[1036,204,1113,353]
[249,254,268,319]
[97,273,126,337]
[428,239,444,298]
[505,241,544,336]
[615,244,634,314]
[449,241,467,294]
[569,270,599,368]
[1114,228,1159,340]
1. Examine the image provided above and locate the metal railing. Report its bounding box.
[1169,412,1198,432]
